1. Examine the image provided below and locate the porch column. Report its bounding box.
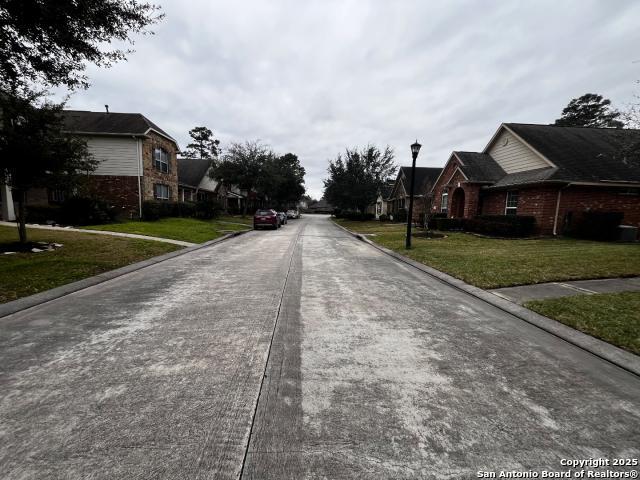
[1,183,16,221]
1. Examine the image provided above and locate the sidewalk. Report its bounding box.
[0,221,195,247]
[490,277,640,304]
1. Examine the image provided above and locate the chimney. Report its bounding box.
[105,105,109,114]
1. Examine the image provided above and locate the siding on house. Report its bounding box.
[487,130,549,174]
[86,136,140,177]
[198,175,219,192]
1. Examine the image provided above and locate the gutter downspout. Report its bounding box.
[136,137,143,219]
[552,184,571,236]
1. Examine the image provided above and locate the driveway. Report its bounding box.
[1,215,638,479]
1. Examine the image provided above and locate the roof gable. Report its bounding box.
[505,123,640,184]
[178,158,213,187]
[483,124,554,174]
[453,151,505,182]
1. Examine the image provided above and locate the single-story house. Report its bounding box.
[177,158,226,203]
[366,179,395,219]
[1,109,180,220]
[387,166,443,221]
[431,123,640,235]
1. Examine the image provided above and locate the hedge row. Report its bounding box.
[333,210,375,221]
[142,199,223,221]
[466,215,536,238]
[24,197,224,225]
[26,197,117,225]
[564,211,624,241]
[427,214,537,237]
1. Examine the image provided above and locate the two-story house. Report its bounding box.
[61,110,180,218]
[0,109,180,221]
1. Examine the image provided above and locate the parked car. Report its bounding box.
[277,212,288,225]
[254,209,279,230]
[286,209,300,219]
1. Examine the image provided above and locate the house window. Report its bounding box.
[153,147,170,173]
[505,191,519,215]
[49,189,65,204]
[154,184,170,200]
[441,192,448,213]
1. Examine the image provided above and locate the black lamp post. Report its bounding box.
[405,140,422,249]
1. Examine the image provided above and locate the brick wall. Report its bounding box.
[481,185,640,235]
[25,188,49,206]
[142,132,179,202]
[559,186,640,231]
[87,175,140,217]
[482,186,562,234]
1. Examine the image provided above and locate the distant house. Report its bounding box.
[431,123,640,235]
[366,179,395,219]
[306,198,334,214]
[387,166,443,221]
[177,158,225,203]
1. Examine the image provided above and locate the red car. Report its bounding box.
[253,209,280,230]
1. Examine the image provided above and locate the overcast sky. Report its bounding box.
[60,0,640,200]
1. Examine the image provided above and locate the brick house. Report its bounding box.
[367,179,395,219]
[431,123,640,235]
[0,110,180,220]
[387,166,442,221]
[65,110,180,217]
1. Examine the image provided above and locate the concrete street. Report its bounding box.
[1,215,639,479]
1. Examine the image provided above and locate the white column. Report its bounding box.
[1,183,16,221]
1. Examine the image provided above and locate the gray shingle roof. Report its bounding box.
[453,151,505,182]
[399,166,442,191]
[381,179,395,199]
[178,158,213,188]
[505,123,640,184]
[489,167,557,188]
[62,110,175,142]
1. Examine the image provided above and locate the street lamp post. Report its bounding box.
[405,140,422,249]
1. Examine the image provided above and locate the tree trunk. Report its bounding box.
[16,189,27,244]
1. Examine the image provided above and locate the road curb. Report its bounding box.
[333,221,640,377]
[0,229,251,320]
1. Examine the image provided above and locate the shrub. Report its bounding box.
[466,215,536,237]
[433,217,466,231]
[59,196,117,225]
[335,210,374,221]
[142,201,178,221]
[394,208,407,223]
[176,201,197,218]
[379,213,388,222]
[26,205,63,224]
[194,199,223,219]
[427,213,447,229]
[564,211,624,241]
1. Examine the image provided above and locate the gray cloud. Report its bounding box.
[61,0,640,199]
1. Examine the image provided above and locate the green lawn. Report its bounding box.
[525,292,640,355]
[0,226,180,304]
[334,219,640,289]
[82,215,252,244]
